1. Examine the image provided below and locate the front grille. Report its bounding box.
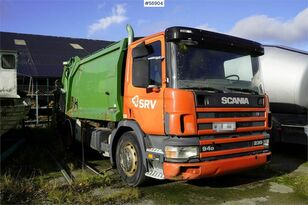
[195,92,265,108]
[237,121,264,127]
[196,108,267,135]
[198,123,212,130]
[200,140,264,152]
[198,121,265,131]
[200,132,265,140]
[199,130,270,160]
[197,111,265,118]
[207,140,254,151]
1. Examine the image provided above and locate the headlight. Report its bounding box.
[165,146,199,159]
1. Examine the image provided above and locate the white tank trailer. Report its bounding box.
[257,45,308,145]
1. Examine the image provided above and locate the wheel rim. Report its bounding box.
[119,142,138,177]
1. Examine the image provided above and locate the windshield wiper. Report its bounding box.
[227,87,259,95]
[183,86,224,93]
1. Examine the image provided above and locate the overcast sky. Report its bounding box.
[1,0,307,51]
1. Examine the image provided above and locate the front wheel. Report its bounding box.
[116,131,146,186]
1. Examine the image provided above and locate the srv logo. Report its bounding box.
[221,97,249,105]
[132,95,157,109]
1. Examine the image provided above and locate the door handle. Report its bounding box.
[147,85,160,93]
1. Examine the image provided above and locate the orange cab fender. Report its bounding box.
[109,120,148,170]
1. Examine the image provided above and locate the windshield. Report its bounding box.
[169,42,260,93]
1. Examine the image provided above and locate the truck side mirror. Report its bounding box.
[132,58,150,88]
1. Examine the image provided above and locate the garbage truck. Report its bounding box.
[56,25,272,186]
[257,45,308,145]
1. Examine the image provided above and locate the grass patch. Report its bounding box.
[0,173,43,204]
[101,188,141,204]
[42,172,140,204]
[1,166,140,204]
[1,128,140,204]
[275,174,308,197]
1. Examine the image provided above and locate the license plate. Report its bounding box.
[213,122,236,132]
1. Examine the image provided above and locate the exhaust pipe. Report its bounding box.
[126,24,134,45]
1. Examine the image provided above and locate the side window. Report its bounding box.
[148,41,162,86]
[1,54,16,69]
[132,41,162,87]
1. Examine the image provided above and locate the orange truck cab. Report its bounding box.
[121,26,271,184]
[59,26,271,186]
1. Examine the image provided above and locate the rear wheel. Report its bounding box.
[116,131,146,186]
[60,119,75,149]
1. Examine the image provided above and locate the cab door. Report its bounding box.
[124,34,166,135]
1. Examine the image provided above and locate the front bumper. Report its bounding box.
[163,152,271,180]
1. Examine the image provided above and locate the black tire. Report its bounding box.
[116,131,146,186]
[60,119,75,150]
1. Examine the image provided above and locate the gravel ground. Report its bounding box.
[136,143,308,205]
[84,142,307,205]
[1,128,307,204]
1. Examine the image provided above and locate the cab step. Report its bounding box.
[146,147,164,154]
[145,168,164,180]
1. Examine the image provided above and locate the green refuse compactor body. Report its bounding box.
[61,38,128,122]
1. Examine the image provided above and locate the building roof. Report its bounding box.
[0,31,113,78]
